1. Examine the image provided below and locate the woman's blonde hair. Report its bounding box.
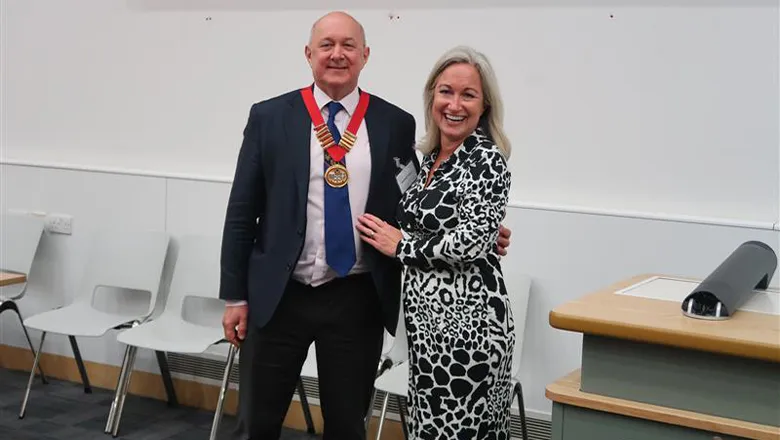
[418,45,511,158]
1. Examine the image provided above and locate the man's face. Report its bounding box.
[305,14,369,96]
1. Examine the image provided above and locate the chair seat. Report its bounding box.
[117,318,223,353]
[24,304,143,337]
[374,361,409,396]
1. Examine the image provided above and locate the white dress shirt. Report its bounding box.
[227,85,371,306]
[293,84,372,286]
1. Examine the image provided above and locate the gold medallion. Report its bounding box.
[325,164,349,188]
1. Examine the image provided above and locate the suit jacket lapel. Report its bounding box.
[365,102,389,205]
[284,92,311,205]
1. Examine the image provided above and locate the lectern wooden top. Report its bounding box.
[549,274,780,363]
[0,271,27,287]
[546,369,780,440]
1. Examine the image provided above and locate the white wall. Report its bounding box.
[2,0,779,421]
[1,163,777,420]
[3,0,778,223]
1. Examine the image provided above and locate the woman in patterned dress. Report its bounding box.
[357,46,514,439]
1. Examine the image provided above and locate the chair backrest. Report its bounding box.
[0,212,45,300]
[386,286,409,364]
[507,273,532,378]
[160,234,223,325]
[0,212,45,275]
[75,229,170,318]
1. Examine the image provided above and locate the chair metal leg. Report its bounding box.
[395,395,408,439]
[68,335,91,393]
[19,331,46,419]
[375,392,391,440]
[105,344,135,433]
[514,382,529,440]
[364,387,378,434]
[155,350,178,407]
[111,345,138,437]
[16,310,48,385]
[0,300,47,384]
[365,358,393,433]
[297,377,316,434]
[209,344,238,440]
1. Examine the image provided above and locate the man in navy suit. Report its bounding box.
[219,11,511,440]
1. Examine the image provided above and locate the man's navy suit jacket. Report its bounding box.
[219,87,418,335]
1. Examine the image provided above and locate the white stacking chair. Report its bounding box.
[369,293,409,440]
[19,229,170,420]
[509,274,533,440]
[371,273,533,440]
[0,212,47,383]
[211,316,319,437]
[216,311,395,437]
[296,324,395,435]
[105,234,232,438]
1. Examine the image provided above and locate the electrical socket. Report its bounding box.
[45,214,73,235]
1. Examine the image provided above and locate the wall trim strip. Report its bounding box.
[3,159,777,232]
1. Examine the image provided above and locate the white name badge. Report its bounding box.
[395,160,417,193]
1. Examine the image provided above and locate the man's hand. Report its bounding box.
[222,304,248,346]
[497,225,512,256]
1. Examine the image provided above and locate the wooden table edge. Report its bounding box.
[548,273,780,363]
[549,310,780,363]
[546,370,780,440]
[0,271,27,287]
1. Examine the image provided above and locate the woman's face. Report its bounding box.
[432,63,485,147]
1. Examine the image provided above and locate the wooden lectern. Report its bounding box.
[546,274,780,440]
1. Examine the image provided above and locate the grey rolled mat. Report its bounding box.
[681,240,777,320]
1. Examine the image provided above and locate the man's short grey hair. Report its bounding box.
[308,11,367,47]
[419,46,511,159]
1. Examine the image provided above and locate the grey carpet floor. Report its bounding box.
[0,368,319,440]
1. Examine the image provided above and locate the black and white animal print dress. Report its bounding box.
[395,128,515,439]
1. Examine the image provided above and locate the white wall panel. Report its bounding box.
[4,0,777,222]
